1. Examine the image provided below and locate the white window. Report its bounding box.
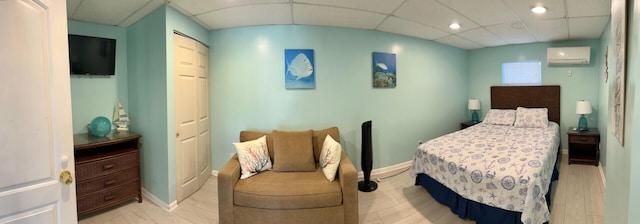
[502,61,541,85]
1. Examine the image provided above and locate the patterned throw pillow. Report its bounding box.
[319,135,342,182]
[482,109,516,126]
[514,107,549,128]
[233,135,273,179]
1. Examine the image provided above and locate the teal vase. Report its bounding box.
[90,116,112,137]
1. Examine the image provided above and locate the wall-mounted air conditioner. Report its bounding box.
[547,47,590,65]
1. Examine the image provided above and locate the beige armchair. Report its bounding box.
[218,127,358,224]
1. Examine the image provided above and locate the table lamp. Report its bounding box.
[468,98,481,123]
[576,100,592,132]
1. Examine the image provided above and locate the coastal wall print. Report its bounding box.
[285,49,315,89]
[372,52,396,88]
[610,0,626,145]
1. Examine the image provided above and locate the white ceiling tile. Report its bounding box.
[67,0,82,18]
[569,16,610,39]
[394,0,479,33]
[377,16,450,40]
[72,0,151,25]
[435,35,484,49]
[503,0,566,20]
[170,0,288,15]
[119,0,165,27]
[456,27,508,47]
[292,4,386,30]
[566,0,611,17]
[196,4,292,30]
[524,18,569,42]
[437,0,520,26]
[485,22,537,45]
[293,0,405,14]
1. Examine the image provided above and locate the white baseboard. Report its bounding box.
[599,162,606,189]
[562,148,568,154]
[357,161,412,181]
[141,188,178,212]
[211,169,219,176]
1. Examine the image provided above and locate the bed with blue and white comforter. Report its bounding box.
[410,122,560,224]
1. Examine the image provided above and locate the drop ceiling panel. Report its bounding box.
[294,0,405,14]
[525,18,569,42]
[569,16,610,39]
[457,27,508,47]
[435,35,483,50]
[292,4,386,30]
[437,0,520,26]
[197,4,292,30]
[72,0,151,25]
[119,0,164,27]
[377,16,450,40]
[170,0,288,15]
[503,0,566,21]
[567,0,611,17]
[67,0,81,18]
[485,22,536,45]
[393,0,478,33]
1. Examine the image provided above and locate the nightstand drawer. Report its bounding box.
[569,135,598,144]
[76,166,139,195]
[76,150,138,181]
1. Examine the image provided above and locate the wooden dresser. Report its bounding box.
[73,132,142,217]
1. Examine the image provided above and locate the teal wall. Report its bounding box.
[126,5,209,204]
[208,25,468,171]
[68,20,128,134]
[468,40,601,150]
[605,0,640,222]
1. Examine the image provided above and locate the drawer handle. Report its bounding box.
[104,180,117,186]
[104,195,116,201]
[103,164,115,170]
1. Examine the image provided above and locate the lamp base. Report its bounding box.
[578,115,588,132]
[471,111,479,123]
[358,180,378,192]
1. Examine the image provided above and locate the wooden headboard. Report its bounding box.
[490,85,561,124]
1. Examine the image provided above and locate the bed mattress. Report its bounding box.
[410,122,560,224]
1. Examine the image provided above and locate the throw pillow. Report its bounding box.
[514,107,549,128]
[320,135,342,181]
[272,130,315,172]
[233,135,273,179]
[482,109,516,126]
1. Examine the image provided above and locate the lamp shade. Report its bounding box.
[468,98,481,110]
[576,100,592,114]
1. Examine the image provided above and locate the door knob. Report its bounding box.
[59,170,73,185]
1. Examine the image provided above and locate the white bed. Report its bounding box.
[411,121,560,224]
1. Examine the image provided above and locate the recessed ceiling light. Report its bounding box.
[449,23,461,29]
[531,6,547,14]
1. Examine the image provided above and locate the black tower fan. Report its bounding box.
[358,120,377,192]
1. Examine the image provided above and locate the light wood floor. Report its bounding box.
[78,153,604,224]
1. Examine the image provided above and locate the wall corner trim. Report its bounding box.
[142,188,178,212]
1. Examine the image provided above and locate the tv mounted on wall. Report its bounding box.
[68,34,116,75]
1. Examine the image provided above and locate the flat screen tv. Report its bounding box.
[68,34,116,75]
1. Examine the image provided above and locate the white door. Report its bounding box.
[0,0,77,223]
[174,34,210,202]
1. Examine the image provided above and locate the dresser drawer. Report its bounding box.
[76,166,139,196]
[77,181,139,215]
[76,150,138,181]
[569,135,598,144]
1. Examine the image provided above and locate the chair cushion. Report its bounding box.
[272,130,315,172]
[233,168,343,209]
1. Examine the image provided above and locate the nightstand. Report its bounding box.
[460,121,480,130]
[567,127,600,166]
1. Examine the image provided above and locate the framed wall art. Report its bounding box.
[372,52,396,88]
[285,49,315,89]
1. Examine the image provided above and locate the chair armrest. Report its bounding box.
[218,154,241,224]
[337,150,358,224]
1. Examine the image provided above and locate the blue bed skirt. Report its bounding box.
[415,165,559,224]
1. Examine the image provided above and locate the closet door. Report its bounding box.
[174,33,210,202]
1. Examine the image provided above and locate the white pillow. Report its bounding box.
[482,109,516,126]
[514,107,549,128]
[319,135,342,182]
[233,135,273,179]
